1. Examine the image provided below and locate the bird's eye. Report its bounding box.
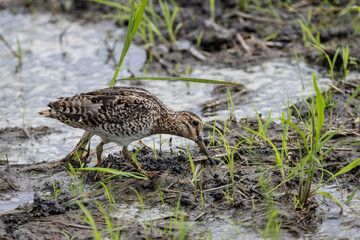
[192,120,199,126]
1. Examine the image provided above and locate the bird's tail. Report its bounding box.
[38,110,51,117]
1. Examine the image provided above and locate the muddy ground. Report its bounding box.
[1,79,359,239]
[1,0,360,239]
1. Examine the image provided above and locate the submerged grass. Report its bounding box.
[0,33,22,67]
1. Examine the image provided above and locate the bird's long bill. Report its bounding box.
[195,138,216,165]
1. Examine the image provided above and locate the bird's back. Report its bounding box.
[41,87,171,144]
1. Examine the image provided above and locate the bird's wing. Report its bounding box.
[47,89,161,129]
[87,94,160,125]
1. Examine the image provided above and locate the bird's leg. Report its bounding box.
[94,141,105,180]
[122,146,143,172]
[96,141,105,168]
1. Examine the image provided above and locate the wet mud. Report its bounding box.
[1,78,359,239]
[1,0,360,239]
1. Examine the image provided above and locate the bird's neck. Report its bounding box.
[151,110,182,136]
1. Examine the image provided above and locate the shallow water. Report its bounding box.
[0,10,336,165]
[1,10,359,239]
[0,191,34,212]
[193,60,330,120]
[105,184,360,239]
[305,185,360,239]
[0,10,146,163]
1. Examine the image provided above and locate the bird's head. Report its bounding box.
[176,111,204,141]
[175,111,216,165]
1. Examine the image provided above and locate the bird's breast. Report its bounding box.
[87,122,152,145]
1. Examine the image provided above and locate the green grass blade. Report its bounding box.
[320,135,351,157]
[178,222,196,240]
[91,0,129,11]
[343,45,349,71]
[76,167,147,179]
[315,129,340,152]
[264,209,282,239]
[227,88,235,111]
[243,126,287,194]
[109,0,148,87]
[327,83,360,130]
[315,191,343,212]
[77,202,102,239]
[345,186,360,205]
[323,157,360,185]
[284,154,311,184]
[279,118,310,153]
[331,47,340,69]
[343,83,360,107]
[312,73,325,143]
[132,0,148,41]
[16,36,22,60]
[243,126,282,166]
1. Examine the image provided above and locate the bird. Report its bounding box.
[39,86,215,176]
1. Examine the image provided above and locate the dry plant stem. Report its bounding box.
[202,184,233,193]
[83,145,117,157]
[0,210,26,217]
[325,82,344,94]
[166,180,179,189]
[52,220,94,230]
[162,188,182,193]
[192,153,228,162]
[186,47,207,61]
[0,34,20,58]
[62,184,132,206]
[62,188,103,206]
[232,11,285,24]
[138,139,153,149]
[149,48,177,76]
[60,131,94,164]
[162,195,178,201]
[205,200,227,210]
[236,33,251,52]
[193,211,206,221]
[290,0,311,10]
[326,101,354,132]
[202,89,246,111]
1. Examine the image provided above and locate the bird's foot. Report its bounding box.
[141,171,163,178]
[51,161,65,168]
[94,172,106,181]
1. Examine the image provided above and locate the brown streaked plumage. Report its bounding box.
[39,86,215,175]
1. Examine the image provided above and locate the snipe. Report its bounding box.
[39,86,215,175]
